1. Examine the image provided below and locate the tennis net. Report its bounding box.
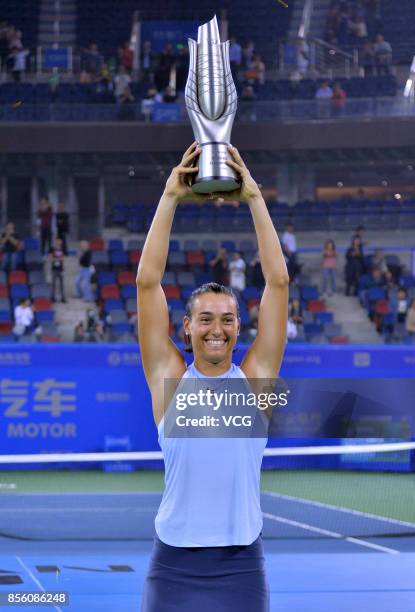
[0,441,414,542]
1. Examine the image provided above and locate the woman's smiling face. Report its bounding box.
[184,292,240,365]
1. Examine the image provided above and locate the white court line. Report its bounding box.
[262,512,400,554]
[263,490,415,530]
[15,556,63,612]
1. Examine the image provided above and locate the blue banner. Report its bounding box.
[141,21,198,52]
[0,344,414,469]
[43,48,70,69]
[152,102,181,123]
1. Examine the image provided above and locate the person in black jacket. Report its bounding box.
[56,202,70,254]
[75,240,94,302]
[344,236,365,296]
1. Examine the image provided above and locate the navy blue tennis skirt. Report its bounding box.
[141,533,269,612]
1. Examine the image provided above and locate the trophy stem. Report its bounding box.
[192,143,239,194]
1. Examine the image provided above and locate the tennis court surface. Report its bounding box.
[1,443,414,611]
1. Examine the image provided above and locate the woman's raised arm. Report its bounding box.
[136,143,202,389]
[224,146,290,379]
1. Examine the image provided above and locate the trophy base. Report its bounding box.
[192,176,240,194]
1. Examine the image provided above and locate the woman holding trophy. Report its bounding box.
[137,16,289,612]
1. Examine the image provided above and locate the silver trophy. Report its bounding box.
[185,15,239,194]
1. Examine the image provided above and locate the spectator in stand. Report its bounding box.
[162,85,178,103]
[371,248,391,280]
[229,37,242,86]
[94,71,115,103]
[155,43,176,92]
[7,27,23,51]
[210,247,228,285]
[75,240,94,302]
[360,41,376,76]
[240,84,257,120]
[331,81,347,115]
[337,4,352,46]
[326,5,340,36]
[367,267,385,288]
[322,239,337,297]
[289,298,303,325]
[90,320,106,342]
[82,43,104,76]
[405,299,415,336]
[0,221,20,272]
[8,46,29,81]
[315,80,333,99]
[344,235,365,296]
[86,309,106,342]
[349,15,368,42]
[37,197,53,256]
[175,45,189,91]
[49,237,66,303]
[282,222,300,281]
[315,80,333,118]
[295,37,309,77]
[119,41,133,72]
[114,65,131,101]
[141,87,162,120]
[245,53,265,88]
[242,41,255,69]
[79,69,92,83]
[374,34,392,75]
[229,252,246,295]
[353,224,367,253]
[74,321,86,342]
[13,298,36,338]
[56,202,69,255]
[248,251,264,289]
[117,84,135,120]
[141,40,156,83]
[395,288,409,324]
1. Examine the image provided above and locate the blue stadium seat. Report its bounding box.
[104,299,124,312]
[121,285,136,300]
[301,286,320,301]
[10,285,30,300]
[108,239,124,251]
[97,272,116,286]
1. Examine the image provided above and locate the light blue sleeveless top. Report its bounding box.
[155,362,268,547]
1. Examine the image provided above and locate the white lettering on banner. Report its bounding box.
[108,351,140,367]
[1,379,30,417]
[353,352,371,367]
[7,422,77,438]
[96,392,130,402]
[0,352,31,365]
[33,379,77,417]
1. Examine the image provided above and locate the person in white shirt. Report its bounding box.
[282,222,297,254]
[13,298,35,336]
[114,65,131,100]
[281,222,299,281]
[229,252,246,293]
[9,47,30,81]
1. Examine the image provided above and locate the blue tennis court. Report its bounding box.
[1,475,415,612]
